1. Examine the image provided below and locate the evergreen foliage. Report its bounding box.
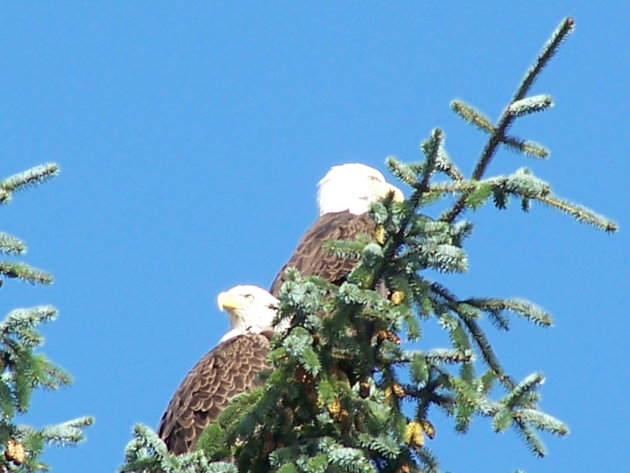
[0,164,93,471]
[121,17,617,473]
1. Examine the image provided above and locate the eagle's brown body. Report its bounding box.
[270,211,375,296]
[156,165,401,456]
[157,332,272,455]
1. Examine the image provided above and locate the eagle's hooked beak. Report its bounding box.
[217,292,242,311]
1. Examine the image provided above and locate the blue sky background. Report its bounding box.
[0,2,627,472]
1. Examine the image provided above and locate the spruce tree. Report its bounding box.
[121,17,617,473]
[0,163,93,472]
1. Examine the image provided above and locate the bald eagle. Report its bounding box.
[270,163,403,296]
[157,285,280,455]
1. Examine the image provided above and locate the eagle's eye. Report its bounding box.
[244,294,255,302]
[368,175,382,183]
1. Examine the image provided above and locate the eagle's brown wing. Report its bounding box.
[157,333,272,455]
[270,211,375,297]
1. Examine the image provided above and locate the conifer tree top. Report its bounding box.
[121,16,618,473]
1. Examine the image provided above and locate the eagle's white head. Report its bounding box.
[217,285,281,342]
[317,163,404,216]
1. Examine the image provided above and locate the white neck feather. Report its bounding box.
[219,328,242,342]
[220,324,267,343]
[317,191,371,216]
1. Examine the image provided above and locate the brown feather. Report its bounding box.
[157,333,272,455]
[270,211,375,296]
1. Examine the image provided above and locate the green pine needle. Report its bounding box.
[0,261,54,285]
[465,298,554,327]
[464,182,494,209]
[0,233,27,255]
[322,238,367,259]
[1,306,58,335]
[492,408,514,433]
[535,193,618,232]
[450,99,494,133]
[424,348,473,364]
[326,445,375,473]
[499,168,551,199]
[517,408,569,436]
[40,416,95,445]
[513,18,574,103]
[507,95,553,117]
[514,421,548,458]
[0,163,59,195]
[435,148,464,181]
[416,447,440,473]
[386,157,419,187]
[503,373,545,408]
[503,136,550,158]
[274,461,299,473]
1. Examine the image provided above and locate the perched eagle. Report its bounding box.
[270,163,403,296]
[157,285,280,455]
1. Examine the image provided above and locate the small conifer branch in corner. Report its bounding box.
[443,18,575,223]
[0,305,94,471]
[0,162,93,471]
[121,423,233,473]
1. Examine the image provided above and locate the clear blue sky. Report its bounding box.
[1,2,627,472]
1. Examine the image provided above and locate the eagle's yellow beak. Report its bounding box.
[217,291,242,311]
